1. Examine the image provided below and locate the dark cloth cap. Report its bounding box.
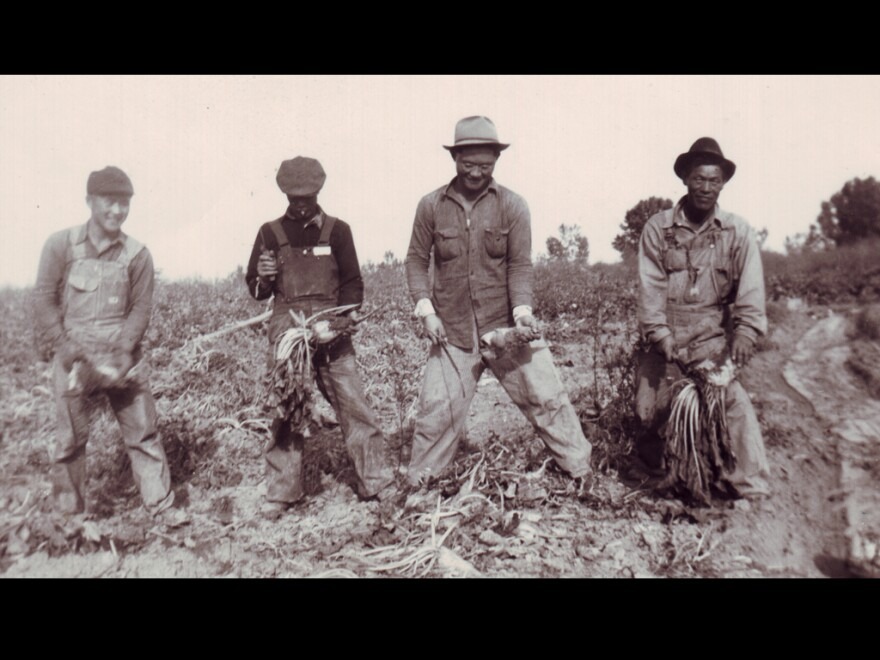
[87,166,134,196]
[674,137,736,181]
[276,156,326,196]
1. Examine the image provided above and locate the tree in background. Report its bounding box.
[546,223,589,262]
[613,197,673,256]
[814,177,880,246]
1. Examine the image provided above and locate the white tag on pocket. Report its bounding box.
[313,246,331,256]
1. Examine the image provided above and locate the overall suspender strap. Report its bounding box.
[118,235,144,268]
[318,215,336,247]
[267,219,289,249]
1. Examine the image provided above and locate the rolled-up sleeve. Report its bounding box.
[505,193,533,309]
[32,231,69,357]
[405,195,434,305]
[119,248,154,353]
[638,218,672,344]
[730,224,767,341]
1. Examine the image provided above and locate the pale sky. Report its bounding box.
[2,75,879,288]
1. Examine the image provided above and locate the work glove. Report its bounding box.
[422,313,447,345]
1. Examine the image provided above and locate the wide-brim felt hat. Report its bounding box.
[443,116,510,152]
[673,137,736,181]
[276,156,326,196]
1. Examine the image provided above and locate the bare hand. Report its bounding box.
[94,349,135,388]
[423,314,447,345]
[111,350,134,384]
[656,335,677,363]
[57,339,85,371]
[732,334,755,367]
[257,251,278,279]
[515,314,542,341]
[328,315,357,335]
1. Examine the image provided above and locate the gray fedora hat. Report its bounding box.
[674,137,736,181]
[443,116,510,152]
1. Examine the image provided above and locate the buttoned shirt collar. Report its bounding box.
[662,196,732,233]
[284,207,324,229]
[81,219,126,254]
[442,177,499,208]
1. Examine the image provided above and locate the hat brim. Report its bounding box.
[674,152,736,181]
[444,140,510,152]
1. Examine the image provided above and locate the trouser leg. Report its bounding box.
[724,380,771,496]
[108,378,174,515]
[315,353,394,497]
[485,341,592,478]
[51,357,89,514]
[633,349,677,468]
[265,419,306,504]
[406,344,482,486]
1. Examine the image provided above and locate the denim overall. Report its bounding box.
[635,220,770,496]
[263,216,392,503]
[52,227,173,515]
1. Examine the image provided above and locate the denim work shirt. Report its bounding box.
[405,178,533,351]
[638,197,767,346]
[32,221,154,358]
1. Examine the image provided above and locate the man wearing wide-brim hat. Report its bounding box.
[246,156,395,516]
[32,166,176,519]
[635,137,771,501]
[404,116,594,488]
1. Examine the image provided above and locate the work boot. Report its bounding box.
[572,472,594,498]
[357,475,399,503]
[260,500,293,521]
[153,507,191,530]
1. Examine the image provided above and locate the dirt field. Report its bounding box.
[1,300,877,578]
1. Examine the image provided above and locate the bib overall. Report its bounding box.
[52,227,173,515]
[635,220,770,497]
[263,216,393,503]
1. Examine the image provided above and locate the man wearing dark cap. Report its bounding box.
[32,166,176,518]
[246,156,395,515]
[404,116,593,488]
[635,137,771,499]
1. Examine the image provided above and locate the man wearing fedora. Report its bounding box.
[32,166,176,518]
[246,156,395,516]
[635,137,771,499]
[404,116,593,488]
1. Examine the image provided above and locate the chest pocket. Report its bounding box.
[663,248,688,272]
[484,227,510,259]
[65,259,130,323]
[434,227,462,261]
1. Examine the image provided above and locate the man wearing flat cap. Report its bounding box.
[246,156,394,515]
[635,137,771,499]
[32,166,176,518]
[404,116,593,488]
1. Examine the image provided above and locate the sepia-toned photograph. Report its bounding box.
[1,75,878,578]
